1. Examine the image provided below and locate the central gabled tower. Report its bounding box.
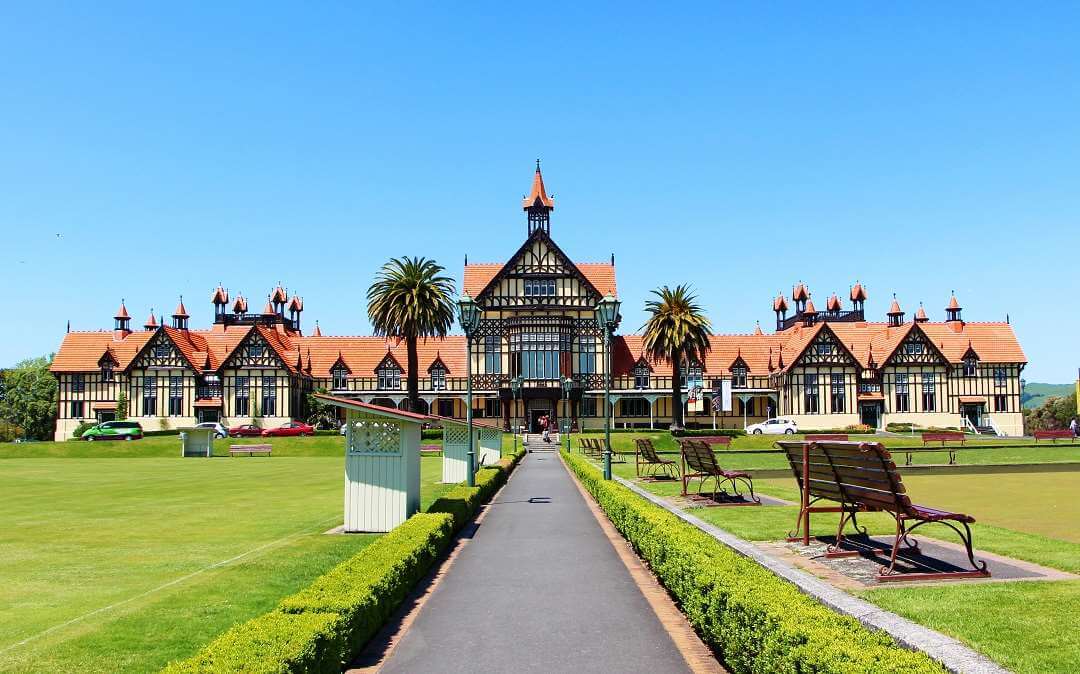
[523,159,554,236]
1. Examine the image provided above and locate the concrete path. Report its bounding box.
[379,446,693,674]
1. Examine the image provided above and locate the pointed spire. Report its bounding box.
[773,293,788,313]
[312,320,322,337]
[887,293,902,316]
[173,296,189,318]
[867,344,877,368]
[792,282,809,302]
[262,295,275,315]
[232,293,248,314]
[66,319,70,333]
[915,302,928,322]
[767,348,774,371]
[305,348,312,373]
[850,281,868,302]
[211,284,229,305]
[144,309,158,330]
[777,347,785,369]
[753,321,763,336]
[114,300,130,320]
[826,293,841,312]
[271,284,288,304]
[803,296,817,314]
[523,160,554,210]
[947,291,961,311]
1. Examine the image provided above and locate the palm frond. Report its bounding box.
[640,284,713,364]
[367,256,457,340]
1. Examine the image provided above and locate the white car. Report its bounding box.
[195,421,228,439]
[745,417,798,435]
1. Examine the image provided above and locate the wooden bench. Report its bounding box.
[229,444,272,457]
[921,431,966,446]
[689,435,733,447]
[1033,429,1077,443]
[679,440,759,505]
[420,444,442,454]
[635,438,679,480]
[902,447,957,466]
[806,433,848,441]
[778,440,989,581]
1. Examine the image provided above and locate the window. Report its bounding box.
[580,396,598,417]
[262,376,276,416]
[963,357,977,377]
[483,398,501,418]
[994,394,1008,412]
[921,373,936,411]
[247,343,264,358]
[740,397,754,416]
[830,373,845,413]
[234,376,249,416]
[484,335,502,374]
[168,376,183,416]
[681,362,703,389]
[154,343,169,359]
[732,365,747,388]
[377,365,401,390]
[894,373,910,412]
[621,398,649,417]
[143,376,157,416]
[430,366,446,391]
[523,278,556,297]
[101,365,114,382]
[332,367,348,390]
[577,337,596,375]
[70,400,84,418]
[905,342,924,355]
[994,367,1007,387]
[438,399,456,418]
[633,363,650,389]
[72,374,85,393]
[517,332,563,380]
[803,373,819,413]
[816,343,833,356]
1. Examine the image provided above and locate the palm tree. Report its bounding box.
[368,257,456,413]
[641,285,712,430]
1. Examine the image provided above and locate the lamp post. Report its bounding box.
[596,294,621,480]
[510,375,523,456]
[560,375,573,453]
[457,294,481,487]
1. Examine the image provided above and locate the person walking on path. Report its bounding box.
[1070,417,1078,437]
[541,414,551,442]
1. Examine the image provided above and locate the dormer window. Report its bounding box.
[431,365,447,391]
[732,365,747,388]
[816,343,833,355]
[101,364,114,382]
[377,364,401,390]
[904,342,924,355]
[331,367,348,390]
[681,362,703,389]
[248,343,264,358]
[633,363,650,389]
[963,357,977,377]
[524,278,556,297]
[154,344,169,359]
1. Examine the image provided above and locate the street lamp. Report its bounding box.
[560,375,573,453]
[595,294,621,480]
[457,293,482,487]
[510,374,523,455]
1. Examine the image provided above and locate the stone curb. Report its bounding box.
[612,474,1011,674]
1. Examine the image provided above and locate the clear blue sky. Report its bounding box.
[1,3,1077,382]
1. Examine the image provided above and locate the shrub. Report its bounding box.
[843,423,873,434]
[71,421,96,439]
[421,428,443,440]
[671,428,745,438]
[561,451,944,674]
[160,611,346,674]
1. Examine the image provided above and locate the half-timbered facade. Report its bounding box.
[51,165,1028,440]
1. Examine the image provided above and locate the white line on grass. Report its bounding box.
[0,514,343,657]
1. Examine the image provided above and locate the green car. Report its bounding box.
[82,421,144,441]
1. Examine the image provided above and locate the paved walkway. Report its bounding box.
[379,446,693,674]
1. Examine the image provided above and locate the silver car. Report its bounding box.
[195,421,228,439]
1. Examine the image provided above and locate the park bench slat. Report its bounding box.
[678,440,759,505]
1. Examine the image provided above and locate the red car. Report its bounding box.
[261,421,315,437]
[228,424,264,438]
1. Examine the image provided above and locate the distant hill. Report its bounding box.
[1022,382,1074,409]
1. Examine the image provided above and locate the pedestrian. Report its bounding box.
[1070,417,1078,437]
[541,414,550,443]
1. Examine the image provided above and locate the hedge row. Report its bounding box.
[670,428,746,438]
[162,445,526,673]
[561,451,945,674]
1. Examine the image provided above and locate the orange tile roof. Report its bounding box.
[271,285,288,303]
[773,294,788,312]
[947,294,962,311]
[826,294,841,312]
[850,283,868,302]
[173,299,189,318]
[211,286,229,304]
[888,297,902,315]
[144,312,157,329]
[51,331,154,372]
[462,262,617,297]
[232,295,248,313]
[792,283,809,301]
[915,305,928,321]
[294,335,468,377]
[114,302,129,320]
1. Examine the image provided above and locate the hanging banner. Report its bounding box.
[721,379,733,412]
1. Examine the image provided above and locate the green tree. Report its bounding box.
[0,355,58,440]
[367,256,456,413]
[1024,392,1077,432]
[306,387,338,429]
[641,285,712,431]
[115,389,128,421]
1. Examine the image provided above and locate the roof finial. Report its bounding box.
[536,158,541,171]
[66,319,70,333]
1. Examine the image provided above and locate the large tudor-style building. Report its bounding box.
[50,166,1028,440]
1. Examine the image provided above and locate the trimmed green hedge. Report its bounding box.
[671,428,746,438]
[561,450,944,674]
[161,611,346,674]
[162,444,526,673]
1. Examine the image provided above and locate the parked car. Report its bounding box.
[82,421,144,441]
[261,421,315,437]
[228,424,264,438]
[195,421,228,439]
[745,417,798,435]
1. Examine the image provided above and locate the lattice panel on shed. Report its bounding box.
[347,415,402,455]
[445,425,469,446]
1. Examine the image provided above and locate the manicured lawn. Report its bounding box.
[0,454,456,673]
[583,436,1080,674]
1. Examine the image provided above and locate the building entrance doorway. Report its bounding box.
[961,403,983,428]
[859,402,882,430]
[527,399,553,433]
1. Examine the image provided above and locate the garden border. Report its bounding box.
[609,471,1008,674]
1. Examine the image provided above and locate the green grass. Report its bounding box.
[587,435,1080,674]
[0,454,456,673]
